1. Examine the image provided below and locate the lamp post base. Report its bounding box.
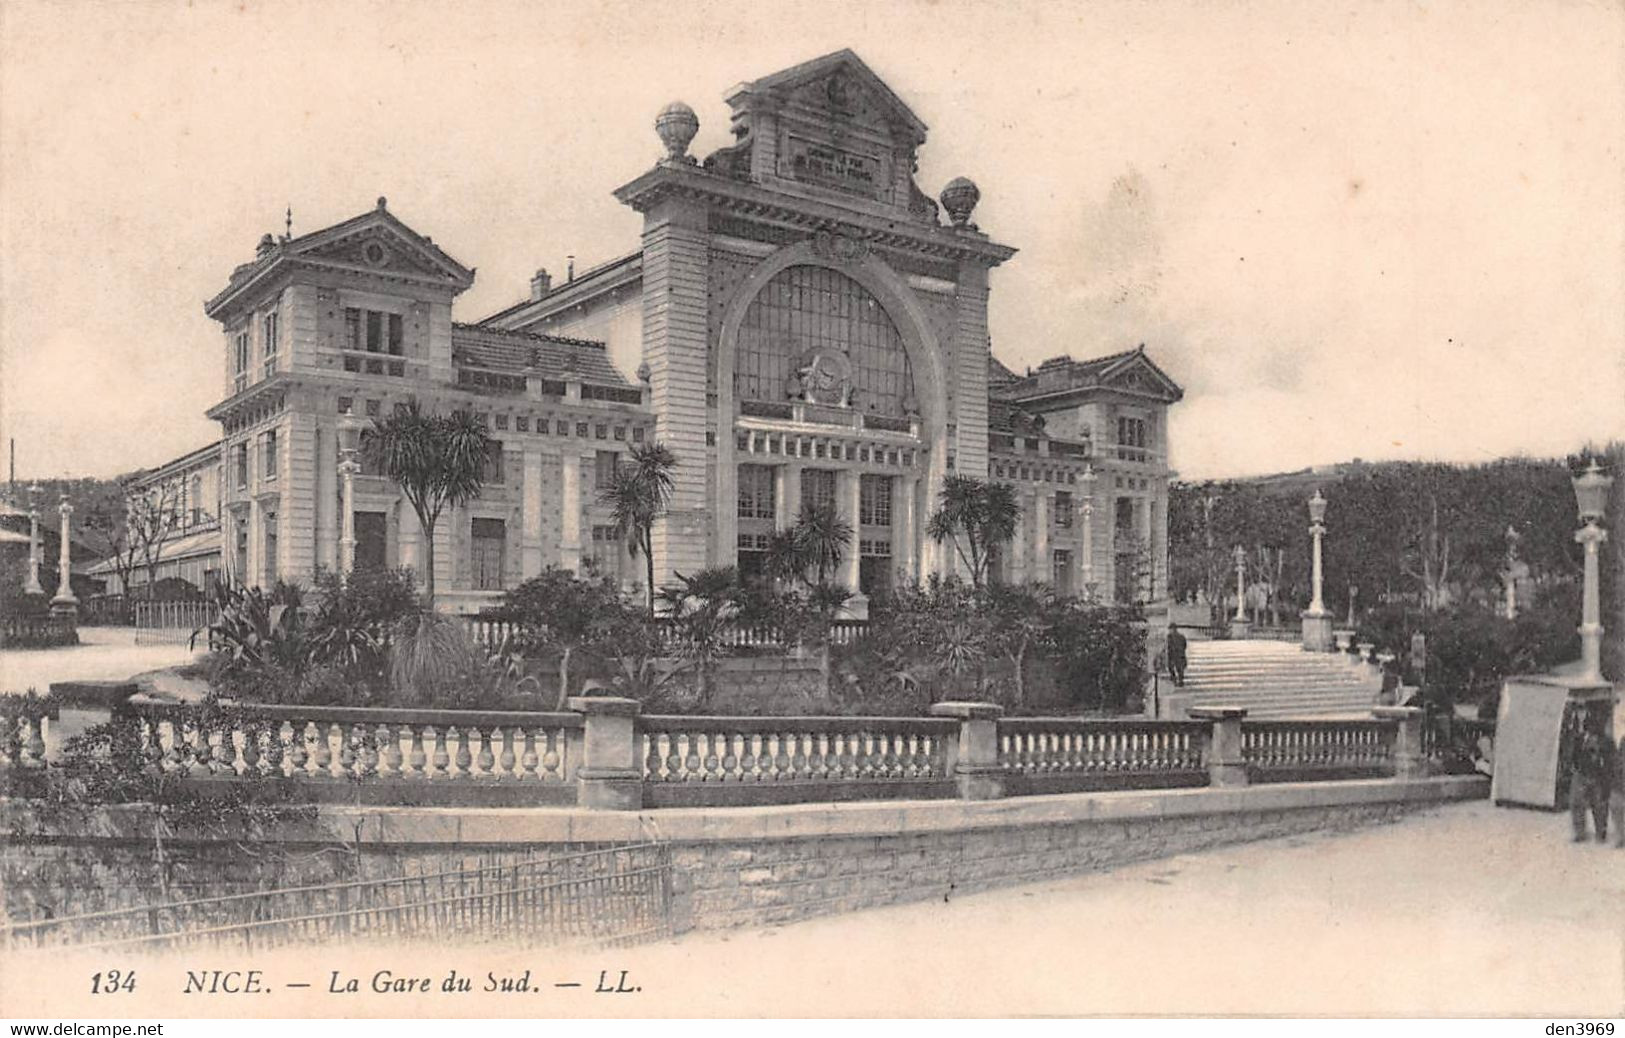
[1300,609,1334,652]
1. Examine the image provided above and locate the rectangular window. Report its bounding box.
[1117,416,1147,448]
[263,512,279,586]
[1055,491,1073,528]
[484,444,505,485]
[471,518,506,591]
[262,312,279,378]
[737,465,776,520]
[233,332,250,393]
[262,430,278,482]
[345,308,362,351]
[800,468,837,517]
[234,443,249,489]
[859,474,892,527]
[387,313,403,356]
[595,450,620,489]
[1054,549,1074,596]
[366,311,382,353]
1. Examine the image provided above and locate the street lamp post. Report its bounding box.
[1572,461,1613,684]
[23,482,43,596]
[1080,466,1096,593]
[1301,489,1333,651]
[1229,544,1250,639]
[51,494,78,612]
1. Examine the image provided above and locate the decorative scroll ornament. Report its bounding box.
[786,347,855,407]
[810,230,870,265]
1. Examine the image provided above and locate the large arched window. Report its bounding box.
[734,265,915,417]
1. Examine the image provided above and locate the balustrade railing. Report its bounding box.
[8,693,1438,810]
[1241,719,1392,781]
[999,718,1210,794]
[459,614,523,652]
[638,714,956,807]
[114,699,583,806]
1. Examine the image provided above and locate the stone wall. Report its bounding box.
[2,776,1485,933]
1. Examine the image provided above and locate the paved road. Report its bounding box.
[4,799,1616,1018]
[0,625,202,695]
[569,799,1623,1017]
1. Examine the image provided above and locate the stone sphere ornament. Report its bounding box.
[940,176,981,228]
[655,102,700,163]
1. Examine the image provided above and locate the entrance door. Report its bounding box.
[354,512,387,571]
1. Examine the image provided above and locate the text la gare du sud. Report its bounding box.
[179,968,641,996]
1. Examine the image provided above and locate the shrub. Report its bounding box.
[305,567,423,689]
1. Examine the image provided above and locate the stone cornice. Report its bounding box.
[614,163,1017,267]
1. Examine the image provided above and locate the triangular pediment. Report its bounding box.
[290,206,473,287]
[729,49,928,146]
[1101,350,1184,402]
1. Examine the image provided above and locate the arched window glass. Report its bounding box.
[735,265,914,417]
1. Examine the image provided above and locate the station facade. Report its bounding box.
[120,50,1182,614]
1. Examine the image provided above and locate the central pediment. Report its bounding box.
[718,50,935,218]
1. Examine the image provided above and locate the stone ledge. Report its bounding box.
[313,775,1488,846]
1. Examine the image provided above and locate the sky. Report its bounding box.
[1,0,1621,483]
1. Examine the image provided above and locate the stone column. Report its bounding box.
[842,470,866,613]
[1080,496,1095,600]
[338,459,358,575]
[1034,490,1050,585]
[930,701,1004,800]
[24,490,43,595]
[1007,487,1027,584]
[568,696,643,810]
[1190,706,1248,787]
[896,473,918,586]
[1373,706,1426,779]
[560,453,583,574]
[51,496,77,608]
[1576,523,1607,682]
[1229,545,1250,639]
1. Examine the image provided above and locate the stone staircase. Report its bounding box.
[1174,640,1385,719]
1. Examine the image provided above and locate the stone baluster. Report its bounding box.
[1190,706,1249,787]
[498,727,516,778]
[521,727,541,781]
[430,726,450,779]
[407,725,427,778]
[931,701,1005,800]
[453,727,473,777]
[475,727,495,777]
[381,723,403,777]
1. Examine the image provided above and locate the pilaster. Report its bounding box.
[560,453,583,574]
[951,261,991,480]
[521,448,544,580]
[639,195,712,587]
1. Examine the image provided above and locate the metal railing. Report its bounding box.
[134,600,215,645]
[2,843,672,953]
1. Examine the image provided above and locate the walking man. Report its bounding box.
[1166,623,1188,688]
[1568,716,1617,844]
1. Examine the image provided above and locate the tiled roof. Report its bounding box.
[450,324,630,386]
[992,345,1182,403]
[988,354,1020,385]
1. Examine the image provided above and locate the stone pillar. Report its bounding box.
[639,195,711,587]
[520,448,544,580]
[1007,487,1027,584]
[568,696,643,810]
[930,701,1004,800]
[1190,706,1248,787]
[1373,706,1426,779]
[560,452,583,574]
[315,425,338,572]
[51,496,77,608]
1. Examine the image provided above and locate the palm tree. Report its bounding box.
[363,403,495,608]
[793,504,852,586]
[599,441,677,615]
[926,475,1020,587]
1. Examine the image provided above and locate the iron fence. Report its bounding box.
[2,842,673,953]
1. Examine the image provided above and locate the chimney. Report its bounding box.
[566,255,576,282]
[255,233,277,259]
[530,268,552,300]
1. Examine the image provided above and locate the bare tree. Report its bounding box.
[130,480,182,598]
